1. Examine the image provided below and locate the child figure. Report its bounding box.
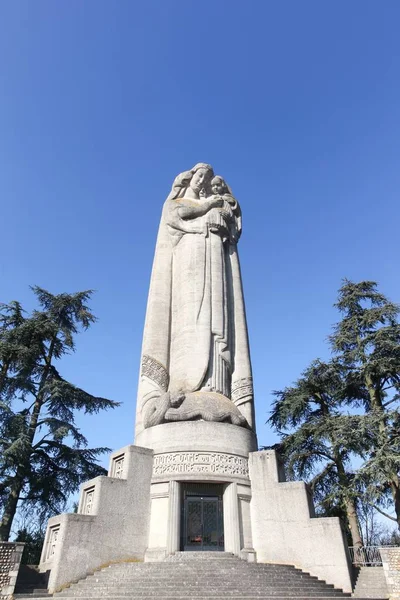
[207,176,242,243]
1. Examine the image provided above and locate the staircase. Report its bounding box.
[13,552,383,599]
[353,567,389,598]
[14,564,50,598]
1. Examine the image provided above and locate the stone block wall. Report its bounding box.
[0,541,24,599]
[39,444,153,593]
[249,450,353,593]
[380,547,400,599]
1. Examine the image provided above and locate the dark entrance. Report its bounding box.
[181,483,224,551]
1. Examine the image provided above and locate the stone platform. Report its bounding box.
[37,427,354,594]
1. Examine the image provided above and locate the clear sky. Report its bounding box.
[1,0,400,462]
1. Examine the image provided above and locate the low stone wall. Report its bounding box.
[0,541,24,599]
[380,547,400,599]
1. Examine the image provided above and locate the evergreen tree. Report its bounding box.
[0,287,119,540]
[331,280,400,527]
[15,527,45,564]
[269,360,366,547]
[269,280,400,543]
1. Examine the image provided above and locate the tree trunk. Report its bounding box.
[335,456,363,549]
[391,480,400,530]
[0,357,11,393]
[0,467,25,540]
[344,496,364,549]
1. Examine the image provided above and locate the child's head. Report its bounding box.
[211,176,227,196]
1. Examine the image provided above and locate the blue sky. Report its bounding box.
[1,0,400,462]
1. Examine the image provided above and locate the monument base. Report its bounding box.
[136,421,257,559]
[39,425,352,594]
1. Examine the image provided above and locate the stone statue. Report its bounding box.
[135,163,255,435]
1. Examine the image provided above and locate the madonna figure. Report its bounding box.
[135,163,255,435]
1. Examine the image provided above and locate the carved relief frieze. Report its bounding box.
[112,455,125,479]
[82,487,95,515]
[153,451,249,478]
[231,376,254,403]
[45,525,60,560]
[141,355,169,391]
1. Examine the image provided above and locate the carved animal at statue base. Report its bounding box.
[142,390,248,429]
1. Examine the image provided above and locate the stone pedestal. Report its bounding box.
[136,421,257,561]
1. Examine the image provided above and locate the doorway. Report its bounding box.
[181,483,224,551]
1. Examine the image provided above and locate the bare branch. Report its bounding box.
[369,503,397,523]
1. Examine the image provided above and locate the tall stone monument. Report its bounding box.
[39,164,353,593]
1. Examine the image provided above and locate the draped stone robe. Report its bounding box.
[135,194,255,436]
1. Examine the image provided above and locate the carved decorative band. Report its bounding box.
[153,451,249,478]
[141,355,169,391]
[231,377,253,402]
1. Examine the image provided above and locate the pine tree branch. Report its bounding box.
[383,398,399,408]
[32,434,52,449]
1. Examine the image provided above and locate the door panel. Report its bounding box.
[202,499,218,548]
[184,495,224,551]
[186,499,203,549]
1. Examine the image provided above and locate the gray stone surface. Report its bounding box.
[248,450,353,593]
[46,555,354,599]
[135,163,255,435]
[380,547,400,599]
[353,566,389,598]
[39,446,153,593]
[136,420,257,468]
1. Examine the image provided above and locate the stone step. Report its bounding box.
[353,566,388,599]
[93,571,319,577]
[57,588,345,594]
[82,580,324,585]
[13,592,53,600]
[92,576,323,581]
[22,557,368,599]
[166,551,235,559]
[79,579,326,586]
[105,556,296,570]
[61,580,342,586]
[56,593,348,598]
[86,579,325,585]
[94,564,313,570]
[87,575,324,581]
[15,589,50,595]
[44,597,384,600]
[55,587,349,596]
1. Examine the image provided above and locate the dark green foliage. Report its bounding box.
[0,287,120,540]
[15,527,45,565]
[331,281,400,521]
[269,280,400,543]
[269,359,365,546]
